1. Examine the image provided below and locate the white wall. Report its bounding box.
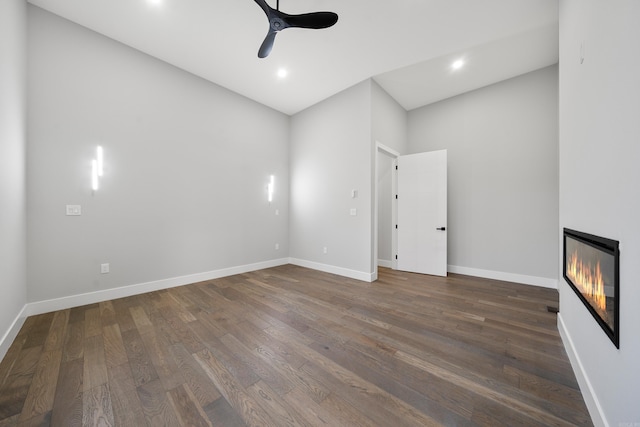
[558,1,640,425]
[0,0,28,358]
[408,66,559,286]
[27,7,289,302]
[289,80,373,279]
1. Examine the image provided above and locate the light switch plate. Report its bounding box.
[66,205,82,216]
[350,208,357,216]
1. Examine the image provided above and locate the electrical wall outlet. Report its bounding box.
[323,247,328,254]
[275,243,279,250]
[101,263,110,274]
[66,205,82,216]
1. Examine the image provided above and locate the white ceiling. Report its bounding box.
[27,0,559,115]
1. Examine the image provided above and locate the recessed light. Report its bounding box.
[277,68,288,79]
[451,59,465,70]
[147,0,162,6]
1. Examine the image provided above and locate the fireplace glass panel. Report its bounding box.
[563,228,619,348]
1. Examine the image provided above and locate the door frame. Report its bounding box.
[374,141,400,279]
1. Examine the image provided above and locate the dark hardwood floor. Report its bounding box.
[0,265,592,426]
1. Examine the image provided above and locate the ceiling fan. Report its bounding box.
[253,0,338,58]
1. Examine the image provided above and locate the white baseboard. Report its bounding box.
[448,265,558,289]
[289,258,375,282]
[23,258,290,318]
[558,313,607,427]
[0,306,28,363]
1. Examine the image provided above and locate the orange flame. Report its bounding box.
[567,251,607,319]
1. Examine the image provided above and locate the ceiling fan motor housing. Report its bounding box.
[270,17,286,31]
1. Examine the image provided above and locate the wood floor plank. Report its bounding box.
[61,321,84,363]
[169,343,222,407]
[82,335,108,392]
[187,324,260,389]
[248,341,329,405]
[306,336,475,424]
[194,348,277,427]
[166,293,198,323]
[18,349,62,422]
[160,310,205,354]
[68,304,99,325]
[245,380,311,427]
[84,307,102,339]
[111,298,136,331]
[219,330,294,396]
[120,328,159,388]
[15,411,51,427]
[21,313,55,350]
[319,392,379,427]
[0,266,593,427]
[102,323,128,368]
[0,335,26,390]
[99,300,117,327]
[82,383,114,427]
[130,305,154,336]
[43,310,69,352]
[167,384,212,427]
[395,349,577,426]
[139,329,184,391]
[264,327,441,427]
[202,397,247,427]
[136,378,181,427]
[0,415,18,427]
[502,364,592,422]
[280,386,348,427]
[106,362,147,427]
[51,358,83,426]
[227,317,307,371]
[0,346,42,420]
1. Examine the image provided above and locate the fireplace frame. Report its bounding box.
[563,228,620,348]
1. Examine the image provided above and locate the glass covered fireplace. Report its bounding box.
[563,228,620,348]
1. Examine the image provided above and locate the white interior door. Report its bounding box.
[397,150,447,276]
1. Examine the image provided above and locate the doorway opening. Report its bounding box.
[374,142,399,279]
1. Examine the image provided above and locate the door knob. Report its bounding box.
[436,227,446,231]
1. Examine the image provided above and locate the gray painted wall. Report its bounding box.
[27,7,290,302]
[559,0,640,424]
[290,81,373,276]
[408,65,559,282]
[0,0,27,351]
[372,81,408,155]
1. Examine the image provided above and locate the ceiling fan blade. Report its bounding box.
[251,1,339,58]
[258,30,277,58]
[285,12,338,29]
